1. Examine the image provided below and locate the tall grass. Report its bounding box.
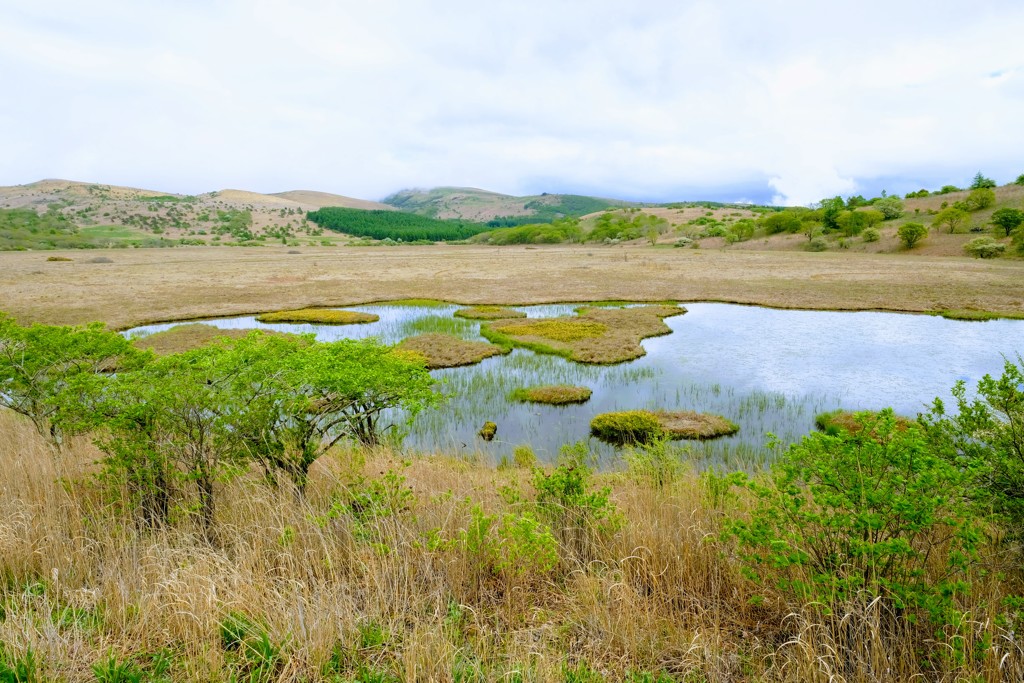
[0,409,1020,681]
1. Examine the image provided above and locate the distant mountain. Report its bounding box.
[382,186,635,223]
[271,190,393,211]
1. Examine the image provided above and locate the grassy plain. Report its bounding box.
[4,245,1023,328]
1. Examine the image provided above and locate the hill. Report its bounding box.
[271,190,394,211]
[382,186,635,223]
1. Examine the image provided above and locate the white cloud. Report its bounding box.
[1,0,1022,204]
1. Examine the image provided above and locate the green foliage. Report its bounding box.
[562,661,604,683]
[472,217,581,244]
[214,210,254,241]
[925,358,1024,538]
[969,172,997,189]
[1015,173,1024,186]
[805,237,828,252]
[937,185,962,195]
[990,207,1024,237]
[589,410,665,445]
[962,187,996,211]
[758,209,804,234]
[964,237,1006,259]
[897,222,928,248]
[219,612,283,683]
[623,436,687,490]
[308,207,489,242]
[0,645,37,683]
[818,196,845,231]
[91,651,172,683]
[728,410,985,627]
[0,314,144,445]
[905,189,930,199]
[932,207,970,233]
[862,227,880,243]
[873,196,905,220]
[460,505,558,580]
[588,212,667,242]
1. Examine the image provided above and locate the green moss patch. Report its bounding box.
[396,333,507,369]
[453,305,527,320]
[483,305,684,364]
[591,409,738,445]
[510,385,592,405]
[936,309,1024,322]
[256,308,379,325]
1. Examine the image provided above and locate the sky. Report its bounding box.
[1,1,1023,206]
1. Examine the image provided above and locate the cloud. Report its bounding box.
[1,0,1023,205]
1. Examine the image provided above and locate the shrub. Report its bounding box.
[862,227,880,243]
[962,187,996,211]
[964,237,1006,259]
[937,185,962,195]
[805,237,828,252]
[969,172,996,189]
[729,410,985,628]
[991,207,1024,237]
[590,410,665,445]
[932,207,970,233]
[897,222,928,248]
[873,196,905,220]
[1016,173,1024,186]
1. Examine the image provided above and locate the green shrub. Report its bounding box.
[0,646,37,683]
[897,222,928,248]
[964,237,1006,259]
[805,237,828,252]
[589,411,665,445]
[862,227,880,243]
[728,410,984,628]
[623,436,687,490]
[963,187,996,211]
[512,444,537,469]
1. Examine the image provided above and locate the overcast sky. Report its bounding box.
[1,1,1022,205]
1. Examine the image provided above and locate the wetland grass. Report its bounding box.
[130,324,298,355]
[814,409,914,435]
[591,409,738,445]
[255,308,379,324]
[395,333,507,369]
[453,305,526,320]
[483,304,685,364]
[509,385,592,405]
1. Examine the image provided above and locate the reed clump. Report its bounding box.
[483,305,685,364]
[255,308,379,324]
[510,385,592,405]
[453,305,526,320]
[395,333,507,368]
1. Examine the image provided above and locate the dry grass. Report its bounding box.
[395,333,507,369]
[452,305,526,320]
[653,410,739,440]
[509,385,593,405]
[485,305,683,364]
[130,324,279,356]
[0,408,1022,681]
[2,246,1024,328]
[254,308,379,325]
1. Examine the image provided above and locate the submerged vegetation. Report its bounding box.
[509,384,592,405]
[2,311,1024,680]
[395,333,507,368]
[255,308,379,325]
[483,304,684,364]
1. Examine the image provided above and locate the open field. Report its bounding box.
[2,245,1023,328]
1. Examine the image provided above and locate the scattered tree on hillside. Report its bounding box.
[990,208,1024,237]
[819,196,845,231]
[970,172,997,190]
[759,209,804,234]
[1015,174,1024,186]
[932,207,970,233]
[873,196,905,220]
[962,187,996,212]
[897,222,928,249]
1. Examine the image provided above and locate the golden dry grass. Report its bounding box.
[452,305,526,320]
[2,407,1020,681]
[395,333,507,368]
[129,324,302,356]
[2,245,1024,328]
[509,385,593,405]
[254,308,379,325]
[485,305,683,364]
[653,410,739,439]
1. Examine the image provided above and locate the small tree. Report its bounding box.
[962,187,996,211]
[1015,174,1024,186]
[759,210,804,234]
[819,196,845,231]
[932,207,970,233]
[873,196,905,220]
[0,314,144,446]
[897,222,928,248]
[970,171,997,189]
[990,207,1024,237]
[964,237,1006,258]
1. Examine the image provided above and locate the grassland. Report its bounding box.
[483,305,684,364]
[395,333,507,368]
[2,245,1024,328]
[255,309,379,325]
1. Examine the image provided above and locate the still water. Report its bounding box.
[127,303,1024,467]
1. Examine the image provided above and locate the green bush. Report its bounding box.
[962,187,996,211]
[589,410,665,445]
[805,237,828,252]
[728,410,985,628]
[862,227,880,243]
[964,237,1006,259]
[897,222,928,248]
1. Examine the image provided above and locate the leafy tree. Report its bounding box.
[759,209,803,234]
[0,314,144,446]
[729,410,984,627]
[990,208,1024,237]
[873,196,905,220]
[1016,174,1024,186]
[837,209,884,236]
[897,222,928,248]
[962,187,996,211]
[963,237,1006,258]
[925,358,1024,539]
[819,196,845,231]
[308,207,490,242]
[937,185,962,195]
[932,207,970,233]
[969,172,996,189]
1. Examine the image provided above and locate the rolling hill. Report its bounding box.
[382,186,636,223]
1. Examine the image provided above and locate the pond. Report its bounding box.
[126,302,1024,468]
